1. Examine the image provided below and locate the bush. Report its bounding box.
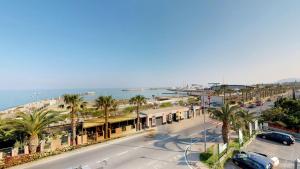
[2,146,81,168]
[122,106,135,114]
[160,102,172,108]
[199,145,219,167]
[199,152,212,161]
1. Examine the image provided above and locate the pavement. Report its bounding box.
[9,116,221,169]
[185,125,223,169]
[225,137,300,169]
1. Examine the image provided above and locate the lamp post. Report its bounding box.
[201,95,207,153]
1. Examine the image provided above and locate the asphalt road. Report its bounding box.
[245,101,274,114]
[11,116,220,169]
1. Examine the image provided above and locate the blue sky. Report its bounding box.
[0,0,299,89]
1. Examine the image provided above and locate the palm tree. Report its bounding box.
[0,118,13,142]
[63,94,86,145]
[129,95,147,131]
[12,111,60,153]
[209,103,240,144]
[95,96,116,139]
[214,85,228,104]
[234,110,256,133]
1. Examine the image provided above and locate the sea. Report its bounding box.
[0,88,182,111]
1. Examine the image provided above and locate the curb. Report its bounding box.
[184,124,223,169]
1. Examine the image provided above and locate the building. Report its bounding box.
[141,106,190,128]
[81,106,198,142]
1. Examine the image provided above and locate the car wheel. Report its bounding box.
[262,136,266,139]
[283,141,288,145]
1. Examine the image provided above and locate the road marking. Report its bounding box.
[188,123,222,137]
[98,157,110,162]
[117,150,129,156]
[133,146,141,150]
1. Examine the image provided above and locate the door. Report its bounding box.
[156,117,163,126]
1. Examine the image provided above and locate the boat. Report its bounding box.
[85,92,96,95]
[121,88,144,92]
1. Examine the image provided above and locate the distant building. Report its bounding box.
[210,85,254,91]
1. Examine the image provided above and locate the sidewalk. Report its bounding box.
[185,143,209,169]
[8,116,207,169]
[8,129,153,169]
[184,122,223,169]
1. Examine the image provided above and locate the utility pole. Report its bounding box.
[293,81,296,100]
[201,95,207,152]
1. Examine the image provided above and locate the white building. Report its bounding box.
[141,106,190,128]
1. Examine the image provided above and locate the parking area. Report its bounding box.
[225,137,300,169]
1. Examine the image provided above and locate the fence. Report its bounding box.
[266,124,300,139]
[0,147,12,158]
[0,146,28,159]
[295,159,300,169]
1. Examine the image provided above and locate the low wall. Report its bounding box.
[50,139,62,151]
[11,148,18,157]
[76,135,88,145]
[96,131,105,142]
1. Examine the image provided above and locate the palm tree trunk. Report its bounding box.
[136,106,140,131]
[241,91,244,103]
[223,90,226,104]
[222,121,229,144]
[104,107,108,139]
[29,134,39,153]
[71,109,76,146]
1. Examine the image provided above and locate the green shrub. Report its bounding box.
[122,106,135,114]
[199,145,219,167]
[160,102,172,108]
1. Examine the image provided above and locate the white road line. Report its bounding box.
[117,150,129,156]
[96,157,110,164]
[133,146,140,150]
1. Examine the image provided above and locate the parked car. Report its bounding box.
[248,103,256,108]
[232,151,274,169]
[239,103,245,108]
[257,132,295,145]
[256,101,263,106]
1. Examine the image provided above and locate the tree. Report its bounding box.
[95,96,116,139]
[187,97,199,105]
[129,95,147,131]
[240,89,246,103]
[214,85,228,104]
[209,103,240,144]
[63,94,86,145]
[235,110,256,133]
[0,118,14,142]
[12,111,60,153]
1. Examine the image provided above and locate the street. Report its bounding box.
[246,100,274,114]
[10,116,220,169]
[8,102,275,169]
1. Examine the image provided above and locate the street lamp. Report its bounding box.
[201,95,207,152]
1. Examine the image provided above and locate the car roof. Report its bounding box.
[248,152,271,166]
[271,131,292,137]
[234,152,269,168]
